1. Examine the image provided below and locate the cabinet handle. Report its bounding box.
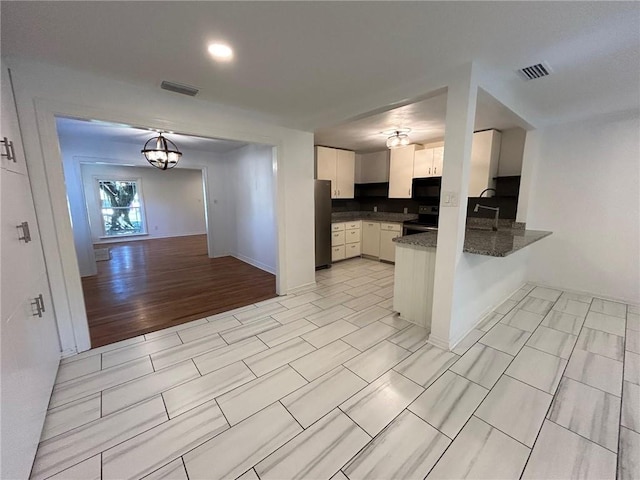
[408,188,411,195]
[31,294,44,318]
[337,189,340,195]
[434,167,437,174]
[1,137,16,163]
[17,221,32,243]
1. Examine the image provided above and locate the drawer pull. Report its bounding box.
[31,294,45,317]
[17,221,32,243]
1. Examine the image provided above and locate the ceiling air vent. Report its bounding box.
[517,63,552,81]
[160,80,199,96]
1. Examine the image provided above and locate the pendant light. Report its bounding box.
[141,133,182,170]
[384,128,411,149]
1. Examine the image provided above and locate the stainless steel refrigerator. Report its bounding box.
[314,180,332,269]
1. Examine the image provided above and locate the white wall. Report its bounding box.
[526,110,640,304]
[81,164,205,243]
[7,57,315,354]
[355,150,389,183]
[498,127,526,176]
[450,250,529,344]
[57,134,233,276]
[225,144,277,273]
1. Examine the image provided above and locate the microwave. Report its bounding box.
[412,177,441,200]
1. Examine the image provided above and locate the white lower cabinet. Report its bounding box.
[331,221,361,261]
[393,244,437,328]
[379,223,402,263]
[332,245,346,261]
[362,221,381,257]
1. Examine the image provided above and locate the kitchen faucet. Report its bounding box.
[474,204,500,231]
[479,188,496,198]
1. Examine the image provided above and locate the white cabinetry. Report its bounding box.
[389,145,423,198]
[316,146,355,199]
[393,244,437,328]
[331,221,361,261]
[379,223,402,263]
[361,221,381,257]
[413,142,444,178]
[1,66,61,480]
[469,130,501,197]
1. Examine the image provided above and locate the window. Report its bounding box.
[98,179,146,237]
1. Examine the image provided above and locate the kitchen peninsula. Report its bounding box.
[392,221,552,328]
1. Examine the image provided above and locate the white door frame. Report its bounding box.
[31,98,286,355]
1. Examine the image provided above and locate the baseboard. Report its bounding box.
[94,231,207,245]
[526,280,639,307]
[446,282,528,351]
[233,254,276,275]
[427,333,451,351]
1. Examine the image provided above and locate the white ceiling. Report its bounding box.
[314,88,531,152]
[2,2,639,132]
[55,117,248,156]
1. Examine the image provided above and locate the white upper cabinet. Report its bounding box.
[315,146,355,199]
[414,141,445,178]
[431,146,444,176]
[335,149,355,198]
[316,146,337,194]
[412,149,433,178]
[389,145,422,198]
[469,130,502,197]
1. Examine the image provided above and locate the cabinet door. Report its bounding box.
[1,65,61,480]
[316,146,337,197]
[335,149,355,199]
[413,149,433,178]
[389,146,415,198]
[362,221,381,257]
[0,68,28,175]
[1,168,47,320]
[432,146,444,176]
[379,229,401,262]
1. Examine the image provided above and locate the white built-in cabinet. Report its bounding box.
[413,142,444,178]
[469,129,502,197]
[316,146,355,199]
[379,223,402,262]
[389,145,423,198]
[360,221,402,263]
[361,221,381,257]
[1,66,61,479]
[331,221,361,261]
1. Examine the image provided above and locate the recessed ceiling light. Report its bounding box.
[207,43,233,61]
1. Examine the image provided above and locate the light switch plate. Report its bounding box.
[441,191,459,207]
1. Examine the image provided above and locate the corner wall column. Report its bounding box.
[429,64,479,349]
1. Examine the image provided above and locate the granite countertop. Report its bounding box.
[394,226,552,257]
[331,211,418,223]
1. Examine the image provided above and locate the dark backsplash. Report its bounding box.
[332,182,429,213]
[333,177,520,219]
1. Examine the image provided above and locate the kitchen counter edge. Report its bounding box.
[393,228,553,257]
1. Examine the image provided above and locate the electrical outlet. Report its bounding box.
[373,206,378,212]
[403,207,408,214]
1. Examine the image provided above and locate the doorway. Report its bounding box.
[56,117,279,347]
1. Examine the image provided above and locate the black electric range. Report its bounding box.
[402,205,439,235]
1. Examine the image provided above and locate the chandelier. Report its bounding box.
[384,128,411,149]
[141,133,182,170]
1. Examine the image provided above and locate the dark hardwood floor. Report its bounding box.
[82,235,277,347]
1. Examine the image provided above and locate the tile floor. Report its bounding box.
[33,258,639,480]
